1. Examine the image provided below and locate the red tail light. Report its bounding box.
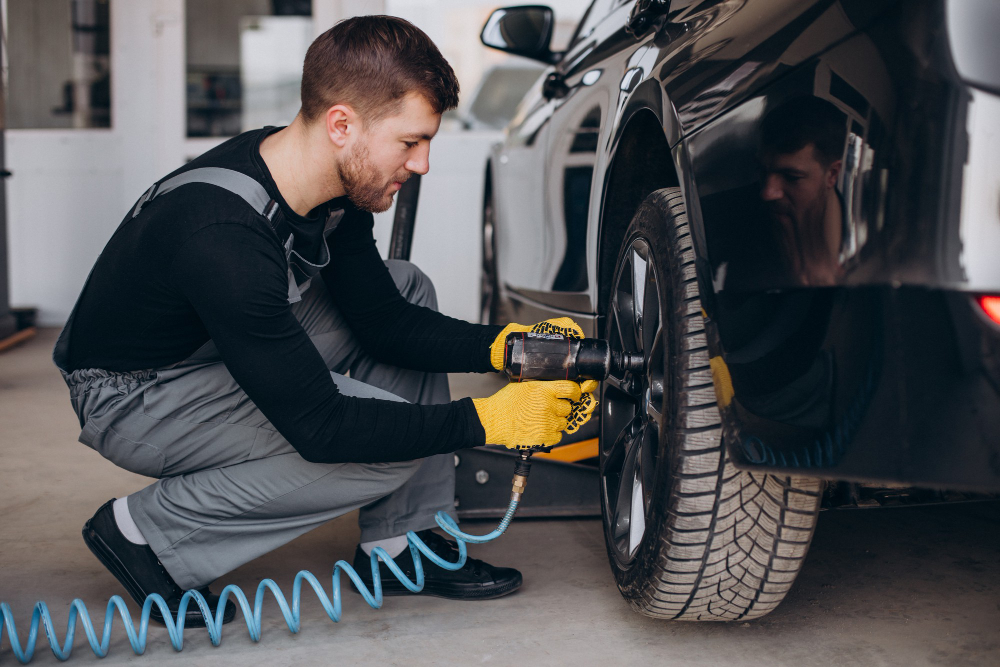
[978,295,1000,325]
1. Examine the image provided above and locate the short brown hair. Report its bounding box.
[761,96,847,167]
[300,15,460,125]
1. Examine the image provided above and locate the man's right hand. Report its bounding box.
[472,380,594,450]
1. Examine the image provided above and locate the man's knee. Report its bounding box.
[384,260,438,311]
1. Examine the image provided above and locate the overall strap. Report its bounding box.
[129,166,314,302]
[131,167,284,234]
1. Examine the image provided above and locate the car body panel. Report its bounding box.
[487,0,1000,491]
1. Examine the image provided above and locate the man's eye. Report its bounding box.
[404,141,418,149]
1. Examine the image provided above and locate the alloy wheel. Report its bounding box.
[601,236,666,566]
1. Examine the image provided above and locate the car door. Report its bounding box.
[492,70,558,311]
[500,0,631,316]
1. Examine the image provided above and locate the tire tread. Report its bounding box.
[606,188,822,623]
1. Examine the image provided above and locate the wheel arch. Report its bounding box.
[596,97,680,317]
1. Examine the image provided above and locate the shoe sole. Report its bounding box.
[351,572,523,600]
[81,518,234,627]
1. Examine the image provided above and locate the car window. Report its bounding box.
[468,66,546,130]
[568,0,620,49]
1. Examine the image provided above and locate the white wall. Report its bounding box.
[4,0,582,325]
[6,0,188,325]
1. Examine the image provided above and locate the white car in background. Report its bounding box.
[445,61,547,131]
[374,60,545,323]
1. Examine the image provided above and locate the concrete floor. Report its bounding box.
[2,329,999,666]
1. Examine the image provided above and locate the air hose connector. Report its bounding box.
[511,450,533,502]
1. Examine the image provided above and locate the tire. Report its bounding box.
[480,174,500,325]
[599,187,823,621]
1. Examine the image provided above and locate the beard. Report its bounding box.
[338,139,407,213]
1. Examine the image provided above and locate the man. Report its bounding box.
[760,96,847,287]
[54,16,597,627]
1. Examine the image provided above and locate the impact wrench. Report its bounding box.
[0,332,641,663]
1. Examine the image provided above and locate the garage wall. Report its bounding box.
[4,0,523,325]
[5,0,187,326]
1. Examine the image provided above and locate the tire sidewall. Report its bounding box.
[600,189,690,598]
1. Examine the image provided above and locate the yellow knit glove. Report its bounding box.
[489,317,585,371]
[567,379,599,434]
[473,380,589,449]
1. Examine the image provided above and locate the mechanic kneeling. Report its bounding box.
[53,16,598,627]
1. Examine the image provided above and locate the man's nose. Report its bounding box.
[405,145,430,176]
[761,174,782,201]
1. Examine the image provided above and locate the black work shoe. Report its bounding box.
[351,529,522,600]
[82,499,236,627]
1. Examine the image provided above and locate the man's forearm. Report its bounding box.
[290,393,486,463]
[345,297,504,373]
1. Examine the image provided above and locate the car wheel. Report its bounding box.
[480,177,500,325]
[600,187,823,621]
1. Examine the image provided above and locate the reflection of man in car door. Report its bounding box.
[713,96,884,469]
[760,96,847,287]
[713,97,851,452]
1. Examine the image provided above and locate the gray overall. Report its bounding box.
[53,169,457,590]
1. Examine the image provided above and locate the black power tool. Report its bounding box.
[498,331,645,502]
[501,331,645,382]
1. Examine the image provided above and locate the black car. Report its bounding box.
[478,0,1000,620]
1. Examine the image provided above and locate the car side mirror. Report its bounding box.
[481,6,558,64]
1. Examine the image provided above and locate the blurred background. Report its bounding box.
[0,0,587,326]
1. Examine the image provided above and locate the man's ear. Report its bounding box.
[325,104,355,148]
[826,159,842,189]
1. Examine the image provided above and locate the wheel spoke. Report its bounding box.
[639,423,657,512]
[631,247,647,352]
[603,411,636,479]
[644,327,665,428]
[604,416,637,544]
[645,391,663,426]
[608,300,629,380]
[640,257,660,355]
[601,386,636,456]
[605,371,626,393]
[614,252,639,354]
[625,427,646,555]
[604,433,628,541]
[612,425,639,547]
[628,472,646,556]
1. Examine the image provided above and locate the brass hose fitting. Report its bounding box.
[510,451,533,502]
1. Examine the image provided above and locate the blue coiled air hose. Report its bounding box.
[1,454,533,664]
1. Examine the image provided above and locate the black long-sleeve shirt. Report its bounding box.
[65,127,503,463]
